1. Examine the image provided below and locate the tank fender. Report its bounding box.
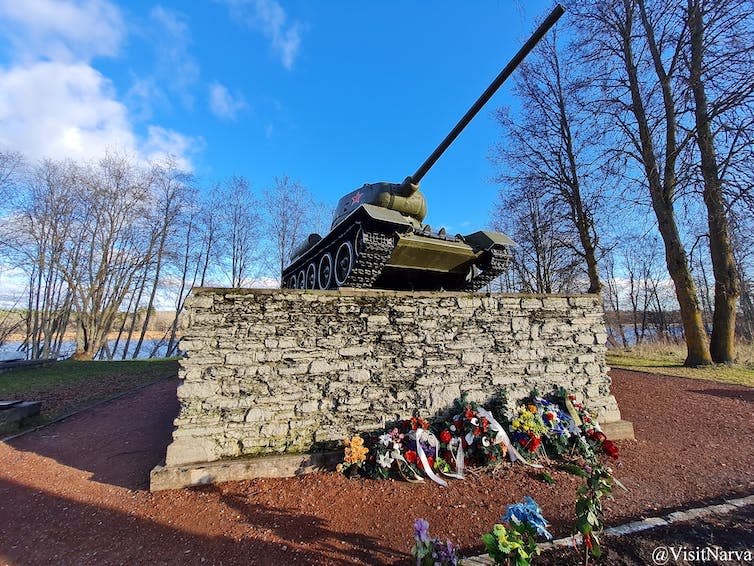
[290,233,323,261]
[462,230,516,251]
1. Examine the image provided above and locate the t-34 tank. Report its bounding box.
[282,4,565,292]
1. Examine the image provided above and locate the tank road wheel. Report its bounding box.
[297,270,306,289]
[306,263,317,290]
[334,241,354,287]
[318,252,333,289]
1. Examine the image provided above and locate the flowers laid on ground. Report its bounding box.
[482,497,552,566]
[335,436,369,476]
[338,388,620,484]
[441,397,508,469]
[410,518,461,566]
[510,403,549,458]
[559,389,620,461]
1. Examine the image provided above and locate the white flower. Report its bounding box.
[393,442,401,451]
[470,417,479,426]
[377,452,394,468]
[379,433,392,446]
[482,436,491,447]
[450,424,456,432]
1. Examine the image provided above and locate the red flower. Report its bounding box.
[518,437,528,447]
[405,450,417,464]
[481,418,489,432]
[439,430,452,444]
[465,408,475,420]
[473,427,481,437]
[544,412,554,422]
[527,436,541,452]
[603,440,619,459]
[426,456,435,471]
[593,431,606,443]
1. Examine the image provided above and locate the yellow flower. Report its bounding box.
[343,436,368,464]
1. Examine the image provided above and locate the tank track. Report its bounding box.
[342,228,395,288]
[463,247,511,292]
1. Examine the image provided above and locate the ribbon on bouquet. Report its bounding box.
[414,428,448,487]
[441,437,465,480]
[476,406,543,469]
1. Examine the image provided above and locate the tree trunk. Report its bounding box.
[688,0,739,363]
[628,0,711,366]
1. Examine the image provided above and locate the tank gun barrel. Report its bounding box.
[406,3,565,188]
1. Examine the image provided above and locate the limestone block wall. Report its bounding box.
[165,288,621,467]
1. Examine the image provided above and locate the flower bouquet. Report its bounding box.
[558,390,619,460]
[440,399,507,470]
[336,436,369,477]
[411,519,461,566]
[482,496,552,565]
[509,403,548,460]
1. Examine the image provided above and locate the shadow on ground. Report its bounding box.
[7,379,180,490]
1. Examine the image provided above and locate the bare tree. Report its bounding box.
[0,159,78,359]
[218,176,260,287]
[262,175,317,282]
[574,0,712,365]
[682,0,754,362]
[65,154,152,360]
[131,159,193,358]
[491,185,582,293]
[492,32,610,293]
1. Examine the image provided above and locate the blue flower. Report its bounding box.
[414,518,431,544]
[503,496,552,540]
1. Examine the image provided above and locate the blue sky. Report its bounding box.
[0,0,557,233]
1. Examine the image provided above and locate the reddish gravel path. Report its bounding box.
[1,370,753,565]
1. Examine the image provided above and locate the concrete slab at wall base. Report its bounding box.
[601,419,635,441]
[150,451,342,491]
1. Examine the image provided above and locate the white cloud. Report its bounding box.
[0,62,201,169]
[208,82,247,120]
[143,126,204,172]
[0,1,201,170]
[222,0,302,69]
[0,0,124,63]
[0,62,136,161]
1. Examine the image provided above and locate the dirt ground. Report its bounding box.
[1,369,753,565]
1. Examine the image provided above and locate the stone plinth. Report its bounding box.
[152,288,628,490]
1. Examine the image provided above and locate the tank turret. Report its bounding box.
[282,5,565,291]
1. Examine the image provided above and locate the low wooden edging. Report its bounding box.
[150,451,342,492]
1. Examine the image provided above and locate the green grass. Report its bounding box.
[607,346,754,387]
[0,359,178,395]
[0,359,178,434]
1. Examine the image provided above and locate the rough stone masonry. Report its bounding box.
[160,288,625,479]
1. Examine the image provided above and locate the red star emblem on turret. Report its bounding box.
[351,191,363,205]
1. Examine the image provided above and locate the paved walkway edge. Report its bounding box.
[0,376,175,443]
[462,493,754,565]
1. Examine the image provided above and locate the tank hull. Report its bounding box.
[282,204,512,291]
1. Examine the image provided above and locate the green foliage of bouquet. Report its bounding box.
[482,497,552,566]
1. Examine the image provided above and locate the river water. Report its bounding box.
[0,338,172,361]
